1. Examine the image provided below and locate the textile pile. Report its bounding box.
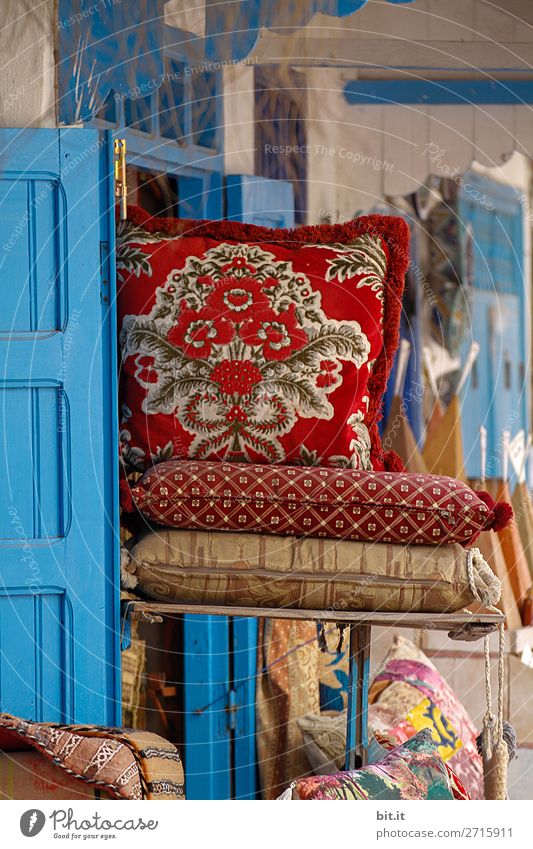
[115,208,509,801]
[0,713,185,800]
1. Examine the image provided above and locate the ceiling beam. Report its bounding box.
[251,37,533,72]
[344,79,533,104]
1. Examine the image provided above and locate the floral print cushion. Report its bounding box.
[117,208,409,471]
[283,729,458,800]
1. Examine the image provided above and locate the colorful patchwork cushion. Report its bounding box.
[123,459,509,544]
[281,729,459,800]
[296,712,470,799]
[117,207,409,471]
[369,636,485,798]
[123,530,500,613]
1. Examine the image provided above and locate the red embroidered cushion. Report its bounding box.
[117,207,409,471]
[123,460,507,545]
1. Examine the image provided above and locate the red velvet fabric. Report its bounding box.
[117,208,409,471]
[125,459,504,545]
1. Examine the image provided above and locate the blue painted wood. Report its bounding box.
[344,79,533,106]
[232,617,259,799]
[344,625,370,770]
[183,614,231,800]
[179,172,223,220]
[57,1,165,124]
[205,0,415,61]
[0,128,120,725]
[458,174,528,479]
[226,175,295,227]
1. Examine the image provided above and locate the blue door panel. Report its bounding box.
[0,177,63,333]
[183,613,231,800]
[0,128,119,725]
[233,617,258,799]
[461,289,494,478]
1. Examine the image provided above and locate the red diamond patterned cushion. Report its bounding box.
[124,460,507,545]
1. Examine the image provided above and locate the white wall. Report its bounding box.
[165,0,205,37]
[0,1,56,128]
[222,63,256,175]
[304,63,533,222]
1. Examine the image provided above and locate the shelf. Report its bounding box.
[122,599,504,641]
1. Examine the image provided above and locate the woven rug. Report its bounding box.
[0,714,184,800]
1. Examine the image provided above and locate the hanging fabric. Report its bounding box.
[382,340,427,473]
[256,619,320,799]
[422,343,478,480]
[422,345,444,446]
[471,427,522,629]
[488,431,532,621]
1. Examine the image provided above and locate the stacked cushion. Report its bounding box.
[124,460,506,545]
[123,531,500,613]
[117,208,409,471]
[117,210,505,618]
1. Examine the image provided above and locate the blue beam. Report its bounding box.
[344,79,533,106]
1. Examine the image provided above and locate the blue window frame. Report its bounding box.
[88,26,224,218]
[91,28,223,166]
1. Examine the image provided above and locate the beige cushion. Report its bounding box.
[125,529,500,613]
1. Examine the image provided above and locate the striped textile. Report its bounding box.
[0,714,184,800]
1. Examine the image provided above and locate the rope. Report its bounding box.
[466,546,508,799]
[466,547,502,610]
[497,621,505,742]
[482,635,497,760]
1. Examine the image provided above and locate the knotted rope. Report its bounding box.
[466,546,509,800]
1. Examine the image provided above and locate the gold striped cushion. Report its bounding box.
[126,530,499,613]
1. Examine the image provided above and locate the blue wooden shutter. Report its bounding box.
[458,174,528,479]
[0,128,120,725]
[182,613,231,799]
